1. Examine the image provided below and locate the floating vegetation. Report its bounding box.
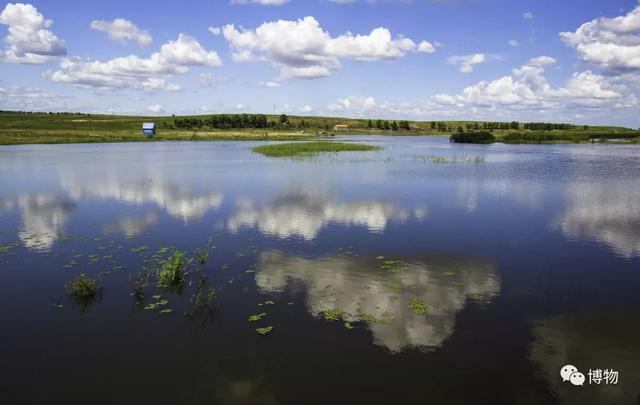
[252,142,382,158]
[256,326,273,335]
[384,278,404,294]
[344,322,354,330]
[323,308,344,321]
[409,297,428,315]
[157,251,186,290]
[264,300,274,305]
[376,256,385,260]
[249,312,267,322]
[443,271,455,277]
[64,259,77,268]
[144,295,170,312]
[0,241,19,253]
[429,155,486,164]
[131,246,149,254]
[359,313,390,324]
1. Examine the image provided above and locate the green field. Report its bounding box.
[1,110,638,145]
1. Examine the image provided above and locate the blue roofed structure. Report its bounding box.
[142,122,156,136]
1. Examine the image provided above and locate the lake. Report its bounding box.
[1,136,639,404]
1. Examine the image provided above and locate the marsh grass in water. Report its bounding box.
[429,155,486,164]
[157,251,186,290]
[251,142,381,158]
[65,272,101,312]
[185,275,216,329]
[65,272,100,298]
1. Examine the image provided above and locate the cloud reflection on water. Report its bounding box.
[256,251,500,352]
[228,191,427,240]
[555,183,640,257]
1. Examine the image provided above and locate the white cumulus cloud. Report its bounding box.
[448,53,486,73]
[222,16,435,79]
[90,18,152,46]
[560,4,640,72]
[0,2,66,64]
[45,34,222,91]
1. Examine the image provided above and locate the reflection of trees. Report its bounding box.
[555,183,640,257]
[16,194,76,250]
[256,251,500,352]
[530,310,640,404]
[228,191,427,240]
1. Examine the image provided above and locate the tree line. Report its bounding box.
[431,121,577,132]
[174,114,270,129]
[367,119,411,131]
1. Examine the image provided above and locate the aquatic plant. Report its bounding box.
[249,312,267,322]
[384,278,404,294]
[409,297,428,315]
[256,326,273,335]
[251,142,382,158]
[430,155,486,164]
[130,269,151,299]
[157,251,186,290]
[193,238,213,264]
[65,272,99,299]
[185,276,216,320]
[359,313,389,324]
[323,308,344,321]
[344,322,354,330]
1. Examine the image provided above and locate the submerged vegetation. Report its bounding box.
[251,141,382,157]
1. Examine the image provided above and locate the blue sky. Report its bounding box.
[1,0,639,127]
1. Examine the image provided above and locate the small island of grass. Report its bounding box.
[251,141,382,157]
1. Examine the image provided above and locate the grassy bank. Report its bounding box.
[252,141,381,157]
[1,111,638,145]
[451,130,640,144]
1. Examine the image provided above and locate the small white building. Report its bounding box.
[142,122,156,136]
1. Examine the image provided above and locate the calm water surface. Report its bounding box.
[1,136,639,404]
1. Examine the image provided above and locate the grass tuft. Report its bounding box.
[157,251,186,290]
[65,272,99,299]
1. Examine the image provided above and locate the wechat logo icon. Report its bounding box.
[561,365,585,386]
